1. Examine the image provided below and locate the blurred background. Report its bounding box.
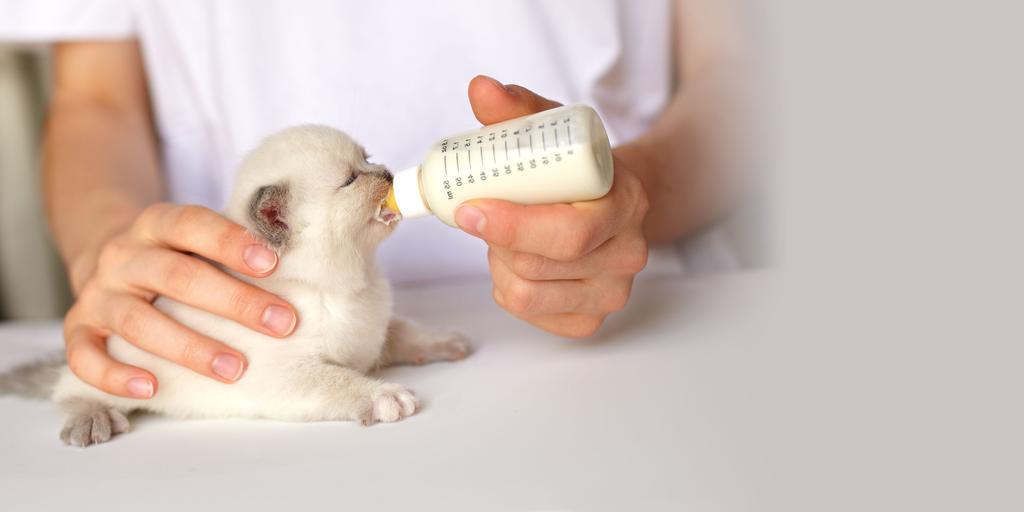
[0,46,73,320]
[0,45,768,322]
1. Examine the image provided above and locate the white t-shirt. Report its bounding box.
[2,0,693,284]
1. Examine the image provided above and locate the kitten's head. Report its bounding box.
[226,125,398,283]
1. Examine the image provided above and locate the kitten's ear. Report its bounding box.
[249,183,291,248]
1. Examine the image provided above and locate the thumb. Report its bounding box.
[468,75,562,126]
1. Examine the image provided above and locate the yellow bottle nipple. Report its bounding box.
[383,186,400,214]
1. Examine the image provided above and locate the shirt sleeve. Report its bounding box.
[0,0,134,42]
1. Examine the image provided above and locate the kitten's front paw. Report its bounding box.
[360,383,418,425]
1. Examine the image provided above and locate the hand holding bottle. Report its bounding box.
[457,76,650,338]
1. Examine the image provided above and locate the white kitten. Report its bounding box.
[47,125,470,446]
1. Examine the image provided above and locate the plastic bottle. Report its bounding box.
[383,105,614,227]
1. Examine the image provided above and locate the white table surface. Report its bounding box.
[0,272,776,511]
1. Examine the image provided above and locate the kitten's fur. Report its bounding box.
[15,126,470,447]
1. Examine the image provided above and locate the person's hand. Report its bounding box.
[458,76,650,338]
[64,203,298,398]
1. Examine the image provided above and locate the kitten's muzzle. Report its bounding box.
[367,170,393,203]
[365,167,393,184]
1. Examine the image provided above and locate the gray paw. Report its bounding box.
[412,333,472,365]
[59,403,130,447]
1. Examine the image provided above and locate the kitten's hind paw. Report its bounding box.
[384,331,472,367]
[412,332,471,365]
[381,318,474,368]
[59,399,130,447]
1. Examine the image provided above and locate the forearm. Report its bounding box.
[43,97,163,293]
[618,64,749,245]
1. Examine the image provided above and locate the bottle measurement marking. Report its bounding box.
[457,121,574,182]
[447,116,581,187]
[446,115,583,190]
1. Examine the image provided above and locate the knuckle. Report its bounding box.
[70,288,108,329]
[162,257,202,297]
[70,356,107,391]
[133,203,171,238]
[113,302,149,339]
[170,205,211,239]
[178,337,206,368]
[214,223,243,259]
[629,179,651,218]
[132,204,158,231]
[63,307,84,335]
[504,280,537,315]
[176,204,209,225]
[228,286,263,321]
[560,317,604,339]
[557,226,594,261]
[511,252,547,279]
[75,281,103,307]
[620,241,649,274]
[486,247,500,270]
[493,221,520,250]
[615,170,649,217]
[100,367,120,393]
[634,191,651,219]
[96,237,130,269]
[601,289,630,313]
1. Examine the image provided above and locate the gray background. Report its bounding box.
[757,1,1022,509]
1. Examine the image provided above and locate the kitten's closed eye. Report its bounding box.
[339,173,358,188]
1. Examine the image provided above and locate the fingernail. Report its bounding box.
[127,378,154,398]
[455,205,486,236]
[261,304,296,335]
[243,244,277,274]
[212,354,244,381]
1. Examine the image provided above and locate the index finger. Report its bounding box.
[133,204,278,278]
[457,193,629,262]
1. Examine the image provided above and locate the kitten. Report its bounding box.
[5,125,470,447]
